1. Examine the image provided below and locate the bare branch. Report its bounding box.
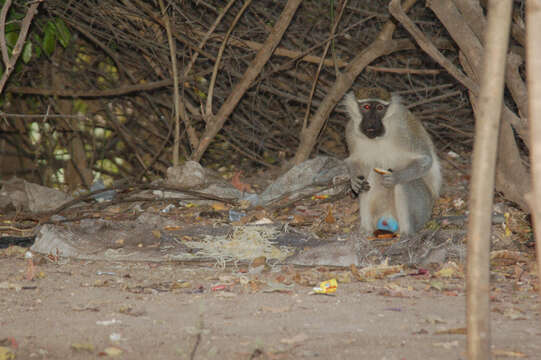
[191,0,303,162]
[0,0,42,94]
[388,0,479,93]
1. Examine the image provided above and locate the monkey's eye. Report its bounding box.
[363,104,371,110]
[376,105,384,111]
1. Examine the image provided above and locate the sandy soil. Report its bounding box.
[1,254,540,360]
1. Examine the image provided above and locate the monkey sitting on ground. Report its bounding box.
[343,88,441,235]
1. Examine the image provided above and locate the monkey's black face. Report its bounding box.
[358,101,388,139]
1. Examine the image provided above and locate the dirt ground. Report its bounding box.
[1,253,540,360]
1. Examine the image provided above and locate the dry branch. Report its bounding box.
[6,79,175,97]
[159,0,181,166]
[206,0,253,116]
[191,0,303,161]
[193,29,349,68]
[366,65,441,75]
[1,0,510,190]
[388,0,479,92]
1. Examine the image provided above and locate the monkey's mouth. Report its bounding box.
[362,127,384,139]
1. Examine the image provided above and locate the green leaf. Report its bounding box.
[5,31,18,48]
[22,41,32,63]
[54,19,71,48]
[43,21,57,56]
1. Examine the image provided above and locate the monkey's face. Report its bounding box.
[358,100,389,139]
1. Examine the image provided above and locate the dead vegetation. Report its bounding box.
[0,0,530,210]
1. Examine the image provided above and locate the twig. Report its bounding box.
[45,183,238,216]
[194,29,348,68]
[192,0,304,161]
[394,83,454,95]
[302,0,347,132]
[0,0,42,93]
[388,0,478,94]
[0,112,87,120]
[6,79,174,97]
[159,0,181,166]
[0,0,12,67]
[185,0,238,77]
[206,0,253,116]
[407,90,462,108]
[132,0,217,62]
[366,65,441,75]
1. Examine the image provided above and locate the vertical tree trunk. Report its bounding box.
[525,0,541,304]
[466,1,513,359]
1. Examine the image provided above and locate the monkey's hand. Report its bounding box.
[351,175,370,195]
[382,155,433,188]
[381,171,396,188]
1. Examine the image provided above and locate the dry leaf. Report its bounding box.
[325,206,336,224]
[434,327,466,335]
[231,171,252,192]
[212,202,228,211]
[164,226,182,231]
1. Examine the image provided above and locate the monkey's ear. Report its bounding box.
[344,91,361,120]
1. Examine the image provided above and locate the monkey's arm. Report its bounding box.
[344,157,370,195]
[381,155,432,188]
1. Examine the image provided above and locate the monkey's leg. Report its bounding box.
[359,191,375,232]
[395,179,433,234]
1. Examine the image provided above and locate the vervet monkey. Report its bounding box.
[344,88,441,235]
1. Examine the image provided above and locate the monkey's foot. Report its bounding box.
[351,175,370,195]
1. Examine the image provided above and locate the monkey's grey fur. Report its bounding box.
[344,90,441,235]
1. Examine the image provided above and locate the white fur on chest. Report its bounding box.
[350,136,416,170]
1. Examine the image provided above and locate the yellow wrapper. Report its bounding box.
[313,278,337,294]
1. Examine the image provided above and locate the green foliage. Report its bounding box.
[0,2,72,66]
[55,19,71,48]
[42,21,57,56]
[21,41,32,63]
[42,19,72,56]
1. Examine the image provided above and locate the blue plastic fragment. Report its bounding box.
[376,216,399,233]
